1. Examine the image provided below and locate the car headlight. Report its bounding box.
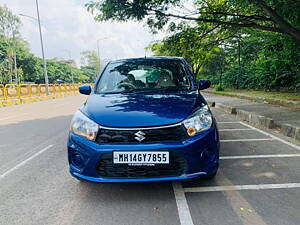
[183,105,213,136]
[70,111,99,141]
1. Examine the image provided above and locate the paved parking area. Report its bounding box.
[0,96,299,225]
[175,108,300,225]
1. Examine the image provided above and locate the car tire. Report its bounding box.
[204,170,218,180]
[74,177,87,183]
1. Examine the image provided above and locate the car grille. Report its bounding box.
[96,125,188,144]
[97,153,187,178]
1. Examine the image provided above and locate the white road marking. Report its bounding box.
[217,121,240,124]
[172,181,194,225]
[219,128,252,131]
[0,144,53,180]
[220,154,300,160]
[221,138,274,142]
[240,122,300,151]
[184,183,300,193]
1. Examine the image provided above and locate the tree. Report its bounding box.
[0,5,21,38]
[85,0,300,41]
[0,5,21,83]
[80,50,101,71]
[252,0,300,40]
[149,21,300,91]
[0,5,93,85]
[46,60,89,84]
[0,32,91,84]
[80,50,101,82]
[149,25,222,76]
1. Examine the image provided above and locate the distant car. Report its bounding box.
[68,57,220,182]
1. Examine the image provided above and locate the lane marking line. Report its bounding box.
[172,181,194,225]
[240,122,300,151]
[220,138,274,142]
[219,128,252,131]
[217,121,240,124]
[0,144,53,180]
[220,154,300,160]
[184,183,300,193]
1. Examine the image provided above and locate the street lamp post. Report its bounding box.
[13,32,18,84]
[97,40,100,63]
[20,3,49,94]
[35,0,49,95]
[97,37,109,72]
[137,39,147,58]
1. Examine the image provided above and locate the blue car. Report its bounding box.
[68,57,220,182]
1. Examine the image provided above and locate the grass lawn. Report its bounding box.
[207,88,300,108]
[221,89,300,102]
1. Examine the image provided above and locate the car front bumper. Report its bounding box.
[68,124,220,183]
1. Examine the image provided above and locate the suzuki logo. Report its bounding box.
[134,131,146,142]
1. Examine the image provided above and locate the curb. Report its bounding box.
[203,90,300,109]
[281,124,300,140]
[210,102,300,141]
[235,108,277,129]
[215,103,237,114]
[207,101,215,108]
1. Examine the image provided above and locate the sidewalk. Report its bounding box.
[203,92,300,141]
[204,88,300,109]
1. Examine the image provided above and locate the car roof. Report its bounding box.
[109,56,185,64]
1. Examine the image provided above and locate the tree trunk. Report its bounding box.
[254,0,300,41]
[194,64,201,76]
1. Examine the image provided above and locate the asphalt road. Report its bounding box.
[0,95,300,225]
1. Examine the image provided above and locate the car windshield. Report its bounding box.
[96,59,191,94]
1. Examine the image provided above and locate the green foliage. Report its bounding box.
[0,5,21,38]
[80,66,98,83]
[86,0,300,40]
[0,5,21,83]
[0,5,97,84]
[80,50,101,71]
[80,50,101,82]
[219,31,300,91]
[85,0,300,92]
[0,33,91,84]
[150,27,300,91]
[215,84,224,92]
[150,25,224,76]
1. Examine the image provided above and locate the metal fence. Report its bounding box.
[0,84,82,100]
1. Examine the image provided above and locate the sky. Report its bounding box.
[1,0,161,66]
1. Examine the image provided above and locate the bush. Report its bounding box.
[215,84,224,91]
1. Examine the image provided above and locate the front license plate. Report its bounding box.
[113,151,169,165]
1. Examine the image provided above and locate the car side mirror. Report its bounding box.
[198,80,211,90]
[79,85,92,95]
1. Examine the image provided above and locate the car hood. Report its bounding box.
[81,91,206,128]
